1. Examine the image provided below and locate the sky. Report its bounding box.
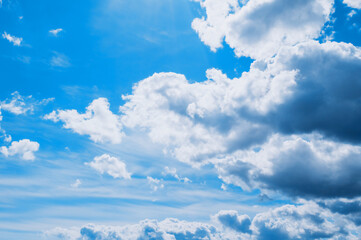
[1,0,361,239]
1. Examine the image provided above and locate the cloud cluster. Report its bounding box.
[0,139,40,160]
[44,202,360,240]
[47,39,361,199]
[115,40,361,198]
[192,0,334,59]
[86,154,131,179]
[45,98,123,144]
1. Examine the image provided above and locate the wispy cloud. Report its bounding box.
[49,28,63,37]
[2,32,22,46]
[50,52,71,68]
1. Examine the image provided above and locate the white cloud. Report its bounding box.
[147,176,164,191]
[49,28,63,36]
[86,154,131,179]
[50,52,70,68]
[192,0,334,59]
[0,91,53,115]
[44,98,123,144]
[1,139,40,160]
[117,40,361,198]
[2,31,22,46]
[163,166,191,183]
[344,0,361,9]
[348,9,357,18]
[44,202,359,239]
[70,179,81,188]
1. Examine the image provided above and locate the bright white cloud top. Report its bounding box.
[45,98,123,144]
[192,0,334,59]
[1,139,39,160]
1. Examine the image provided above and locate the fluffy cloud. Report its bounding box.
[45,98,123,144]
[0,139,40,160]
[192,0,334,59]
[344,0,361,8]
[217,133,361,198]
[2,31,22,46]
[86,154,131,179]
[44,202,359,239]
[118,40,361,198]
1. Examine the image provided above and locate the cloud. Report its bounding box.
[49,28,63,37]
[217,133,361,198]
[44,218,231,240]
[2,31,22,46]
[213,210,251,233]
[192,0,334,59]
[50,52,70,68]
[86,154,131,179]
[147,176,164,191]
[1,91,53,115]
[44,98,123,144]
[71,179,82,188]
[344,0,361,9]
[117,40,361,199]
[163,167,191,183]
[44,202,359,239]
[1,139,40,160]
[320,198,361,226]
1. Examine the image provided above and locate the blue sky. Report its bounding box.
[1,0,361,239]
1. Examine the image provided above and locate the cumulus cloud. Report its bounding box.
[117,40,361,198]
[218,133,361,198]
[344,0,361,9]
[2,31,22,46]
[44,98,123,144]
[44,202,359,239]
[49,28,63,36]
[86,154,131,179]
[1,139,40,160]
[192,0,334,59]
